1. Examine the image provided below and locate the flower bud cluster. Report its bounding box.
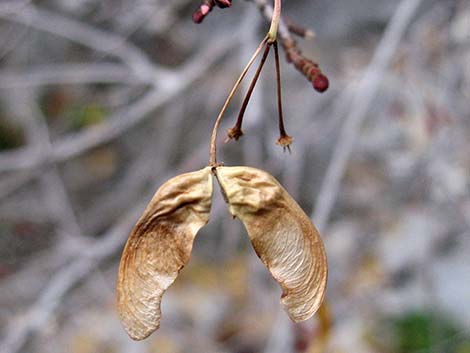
[281,37,329,93]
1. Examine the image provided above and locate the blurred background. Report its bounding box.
[0,0,469,352]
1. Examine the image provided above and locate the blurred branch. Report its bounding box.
[0,88,161,172]
[0,204,141,353]
[0,171,38,199]
[0,87,88,352]
[11,89,83,238]
[80,97,190,233]
[0,32,237,173]
[0,0,30,14]
[0,5,166,80]
[312,0,423,233]
[0,64,142,89]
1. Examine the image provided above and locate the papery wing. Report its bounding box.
[216,166,327,322]
[117,167,213,340]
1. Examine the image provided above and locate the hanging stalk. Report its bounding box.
[227,44,272,141]
[209,35,268,166]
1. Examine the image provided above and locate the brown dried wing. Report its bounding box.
[117,167,213,340]
[216,166,327,322]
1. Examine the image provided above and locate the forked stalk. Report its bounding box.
[227,44,272,142]
[209,0,283,165]
[209,35,268,166]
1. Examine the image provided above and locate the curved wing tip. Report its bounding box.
[119,309,161,341]
[125,325,160,341]
[284,307,319,323]
[282,295,326,323]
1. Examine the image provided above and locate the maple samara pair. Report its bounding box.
[117,166,328,340]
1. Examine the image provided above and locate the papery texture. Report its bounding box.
[216,166,327,322]
[117,167,213,340]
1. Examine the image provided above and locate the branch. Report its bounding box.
[0,171,38,199]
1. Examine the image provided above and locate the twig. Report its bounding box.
[259,1,315,40]
[312,0,423,233]
[268,0,281,42]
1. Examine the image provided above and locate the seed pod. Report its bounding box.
[215,166,327,322]
[117,167,213,340]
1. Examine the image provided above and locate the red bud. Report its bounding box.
[313,74,329,92]
[192,9,205,23]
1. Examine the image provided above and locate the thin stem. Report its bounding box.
[209,35,268,166]
[274,41,287,138]
[268,0,281,43]
[229,44,271,140]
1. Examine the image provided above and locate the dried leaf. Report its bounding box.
[215,166,327,322]
[117,167,213,340]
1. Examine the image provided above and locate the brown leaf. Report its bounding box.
[215,166,327,322]
[117,167,213,340]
